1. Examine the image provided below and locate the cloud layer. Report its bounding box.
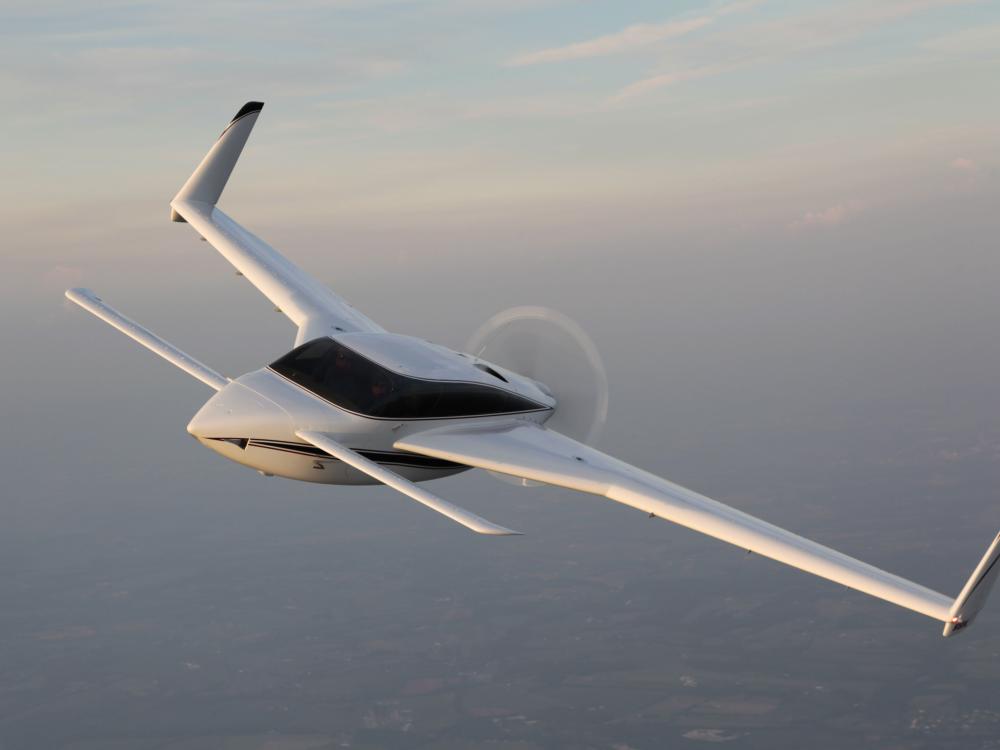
[508,16,712,67]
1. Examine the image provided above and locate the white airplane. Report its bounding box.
[67,102,999,637]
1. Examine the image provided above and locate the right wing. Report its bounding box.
[396,420,1000,636]
[170,102,384,345]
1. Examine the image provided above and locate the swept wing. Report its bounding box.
[169,102,383,345]
[397,420,1000,635]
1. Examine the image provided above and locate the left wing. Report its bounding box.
[396,421,1000,636]
[170,102,383,344]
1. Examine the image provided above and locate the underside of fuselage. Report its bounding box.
[197,434,470,484]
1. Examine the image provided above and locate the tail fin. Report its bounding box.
[943,531,1000,636]
[170,101,264,222]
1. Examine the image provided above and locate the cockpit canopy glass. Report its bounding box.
[270,338,547,419]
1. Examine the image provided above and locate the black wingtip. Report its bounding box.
[231,101,264,123]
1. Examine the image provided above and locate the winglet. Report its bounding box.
[228,101,265,126]
[943,531,1000,636]
[170,101,264,222]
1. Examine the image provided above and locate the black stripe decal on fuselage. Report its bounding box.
[207,437,466,470]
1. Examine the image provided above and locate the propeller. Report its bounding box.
[466,304,609,456]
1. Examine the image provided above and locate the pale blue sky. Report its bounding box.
[4,0,1000,264]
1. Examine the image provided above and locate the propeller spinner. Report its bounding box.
[466,306,609,446]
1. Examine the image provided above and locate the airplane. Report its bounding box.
[66,101,999,637]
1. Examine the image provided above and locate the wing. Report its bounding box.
[170,102,384,345]
[66,288,229,391]
[296,430,520,536]
[397,420,1000,636]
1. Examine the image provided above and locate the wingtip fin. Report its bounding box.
[943,530,1000,637]
[230,101,264,123]
[170,101,264,218]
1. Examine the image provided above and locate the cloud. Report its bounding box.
[923,23,1000,56]
[611,0,978,102]
[508,16,712,67]
[507,8,732,67]
[788,201,864,231]
[507,1,767,67]
[609,64,729,103]
[462,95,596,120]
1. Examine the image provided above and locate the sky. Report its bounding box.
[4,0,1000,244]
[4,1,1000,748]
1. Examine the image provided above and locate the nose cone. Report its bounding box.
[188,381,289,440]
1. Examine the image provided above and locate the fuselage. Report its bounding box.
[186,332,555,484]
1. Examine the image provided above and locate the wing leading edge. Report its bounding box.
[396,421,1000,636]
[170,102,383,344]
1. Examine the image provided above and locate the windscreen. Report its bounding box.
[270,338,547,419]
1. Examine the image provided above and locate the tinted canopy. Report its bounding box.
[270,338,547,420]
